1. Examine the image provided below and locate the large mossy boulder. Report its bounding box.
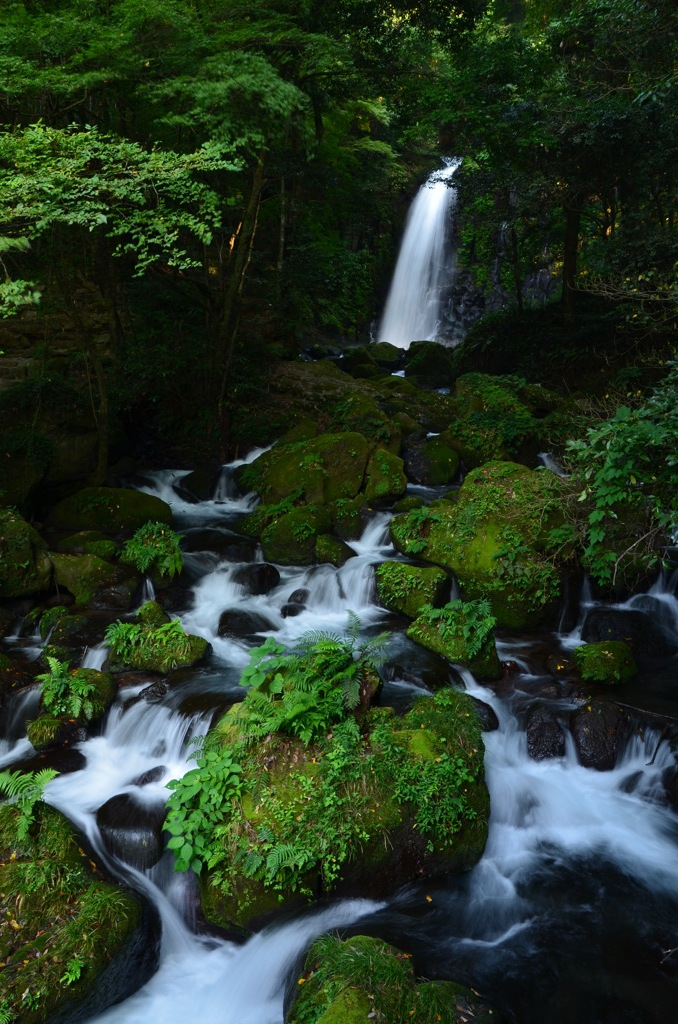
[404,341,456,388]
[260,504,333,565]
[0,802,160,1024]
[407,600,501,681]
[390,461,564,628]
[50,552,139,608]
[572,641,637,685]
[237,433,370,506]
[26,665,116,749]
[106,617,208,674]
[329,393,401,453]
[288,934,496,1024]
[363,449,408,505]
[0,507,52,598]
[200,688,488,931]
[447,373,539,467]
[375,561,450,619]
[46,487,172,533]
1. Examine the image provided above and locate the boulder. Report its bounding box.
[46,486,172,533]
[260,504,332,565]
[218,609,276,638]
[375,561,450,619]
[407,602,501,681]
[232,562,281,595]
[50,552,139,608]
[572,641,637,685]
[581,606,677,661]
[96,793,167,869]
[363,449,408,505]
[315,533,356,567]
[526,704,566,760]
[0,507,52,598]
[403,433,461,486]
[570,701,631,770]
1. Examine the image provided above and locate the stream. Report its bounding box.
[4,463,678,1024]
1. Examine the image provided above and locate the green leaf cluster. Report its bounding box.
[120,520,183,578]
[36,656,99,721]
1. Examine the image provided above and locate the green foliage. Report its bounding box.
[413,599,496,659]
[164,739,244,874]
[36,656,99,720]
[104,617,199,672]
[565,361,678,585]
[232,612,390,745]
[0,769,58,841]
[120,520,183,578]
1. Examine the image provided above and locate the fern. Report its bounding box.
[0,768,58,840]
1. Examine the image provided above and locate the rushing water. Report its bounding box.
[377,159,461,349]
[4,466,678,1023]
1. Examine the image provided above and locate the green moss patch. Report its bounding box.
[0,507,52,599]
[238,433,370,506]
[0,803,154,1024]
[46,487,172,533]
[375,562,449,619]
[289,934,496,1024]
[572,641,638,685]
[363,449,407,505]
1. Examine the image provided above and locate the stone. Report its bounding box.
[572,641,638,685]
[97,793,167,869]
[363,448,408,505]
[47,486,172,532]
[0,507,52,598]
[570,701,631,770]
[375,561,450,620]
[232,562,281,595]
[526,704,566,760]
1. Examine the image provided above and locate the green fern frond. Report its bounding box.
[0,768,57,799]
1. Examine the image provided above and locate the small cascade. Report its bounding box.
[0,687,39,767]
[377,159,461,350]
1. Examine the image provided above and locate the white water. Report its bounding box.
[377,158,461,350]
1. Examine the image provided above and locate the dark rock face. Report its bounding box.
[96,793,167,869]
[526,704,565,760]
[182,528,257,563]
[218,609,276,638]
[570,701,630,770]
[581,607,677,660]
[287,587,309,605]
[470,696,500,732]
[281,602,304,618]
[232,562,281,595]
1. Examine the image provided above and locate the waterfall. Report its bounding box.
[377,158,461,350]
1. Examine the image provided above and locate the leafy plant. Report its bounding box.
[120,521,184,578]
[232,612,390,745]
[164,739,244,874]
[35,656,99,720]
[413,599,496,658]
[0,768,58,841]
[104,617,199,672]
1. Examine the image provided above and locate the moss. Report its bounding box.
[407,607,501,681]
[0,803,153,1024]
[314,533,355,567]
[446,373,540,467]
[404,341,456,387]
[413,434,461,485]
[393,495,425,513]
[289,934,496,1024]
[135,600,171,627]
[390,462,565,628]
[261,504,333,565]
[362,448,407,505]
[329,495,371,541]
[108,622,208,674]
[27,667,116,748]
[49,552,137,607]
[572,641,638,684]
[238,432,370,506]
[46,487,172,532]
[375,562,449,619]
[330,394,401,453]
[0,507,52,598]
[26,713,63,748]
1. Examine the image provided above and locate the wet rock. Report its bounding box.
[139,678,171,703]
[281,602,304,618]
[470,696,499,731]
[130,766,167,787]
[46,486,172,532]
[232,562,281,595]
[526,704,565,760]
[581,607,677,661]
[182,528,257,563]
[0,508,52,598]
[287,587,310,605]
[96,792,167,869]
[218,609,276,638]
[402,433,461,486]
[314,533,356,567]
[570,701,631,770]
[572,640,637,685]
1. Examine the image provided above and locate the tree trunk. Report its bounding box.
[215,152,267,437]
[562,199,581,316]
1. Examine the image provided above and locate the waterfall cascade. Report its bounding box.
[377,158,461,350]
[3,464,678,1024]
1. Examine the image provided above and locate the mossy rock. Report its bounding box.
[53,530,111,554]
[404,341,457,387]
[572,641,638,685]
[50,552,138,608]
[0,803,160,1024]
[288,934,496,1024]
[447,373,539,467]
[237,432,370,506]
[329,496,373,541]
[371,341,404,369]
[390,462,565,628]
[393,495,425,513]
[315,534,356,567]
[329,394,401,453]
[135,600,172,627]
[363,449,408,505]
[0,507,52,598]
[261,504,332,565]
[27,666,116,748]
[375,562,449,619]
[403,433,461,486]
[201,689,488,931]
[407,604,501,681]
[107,621,208,674]
[46,487,172,533]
